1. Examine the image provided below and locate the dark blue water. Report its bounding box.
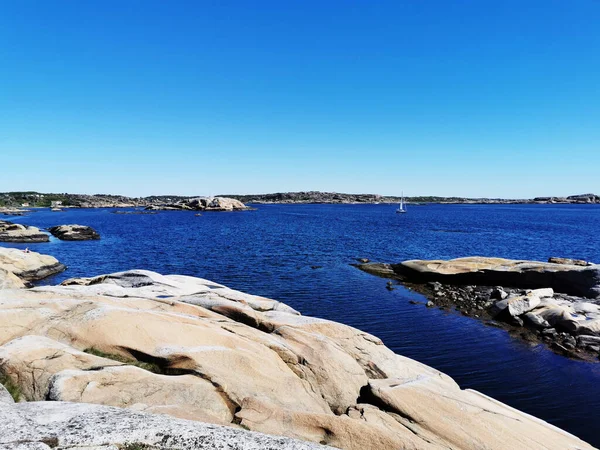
[3,204,600,445]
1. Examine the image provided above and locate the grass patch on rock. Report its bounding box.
[120,444,150,450]
[84,348,163,374]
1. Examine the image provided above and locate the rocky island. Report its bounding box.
[358,257,600,360]
[0,249,595,449]
[48,225,101,241]
[0,220,49,243]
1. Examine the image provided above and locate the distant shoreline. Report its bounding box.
[1,191,598,209]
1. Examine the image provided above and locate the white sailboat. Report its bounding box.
[396,192,407,214]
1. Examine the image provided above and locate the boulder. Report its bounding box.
[0,221,49,243]
[572,301,600,320]
[0,267,594,450]
[491,293,541,317]
[577,319,600,336]
[528,288,555,298]
[0,248,65,282]
[534,306,580,334]
[577,335,600,346]
[48,225,100,241]
[391,257,600,298]
[490,287,508,300]
[523,312,551,329]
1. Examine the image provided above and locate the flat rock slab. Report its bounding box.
[48,224,100,241]
[0,247,65,282]
[391,257,600,299]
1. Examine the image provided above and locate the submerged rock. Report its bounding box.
[48,224,100,241]
[0,267,593,449]
[523,312,551,329]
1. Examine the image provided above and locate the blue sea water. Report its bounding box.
[2,203,600,446]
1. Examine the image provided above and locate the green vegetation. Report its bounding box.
[84,348,163,374]
[0,191,76,207]
[0,373,22,402]
[120,444,151,450]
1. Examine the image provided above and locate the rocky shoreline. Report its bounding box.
[0,250,594,449]
[2,191,599,209]
[358,257,600,361]
[222,192,600,205]
[0,193,249,210]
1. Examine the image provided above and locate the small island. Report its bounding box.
[358,257,600,360]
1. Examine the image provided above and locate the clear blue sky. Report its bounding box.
[1,1,599,198]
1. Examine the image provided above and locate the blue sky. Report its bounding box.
[1,1,599,198]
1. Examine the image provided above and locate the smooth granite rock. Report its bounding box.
[0,247,65,282]
[0,268,594,449]
[391,257,600,298]
[48,224,100,241]
[0,268,25,289]
[0,401,325,449]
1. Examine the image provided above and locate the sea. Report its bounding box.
[2,203,600,445]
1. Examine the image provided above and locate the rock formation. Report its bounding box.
[48,224,100,241]
[0,220,49,243]
[0,248,65,285]
[391,257,600,299]
[145,196,247,211]
[0,265,593,449]
[358,257,600,360]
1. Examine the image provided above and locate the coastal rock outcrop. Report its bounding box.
[0,220,49,243]
[48,224,100,241]
[145,196,248,211]
[0,247,65,283]
[391,257,600,299]
[0,266,593,449]
[358,257,600,360]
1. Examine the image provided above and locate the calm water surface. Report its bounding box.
[3,204,600,445]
